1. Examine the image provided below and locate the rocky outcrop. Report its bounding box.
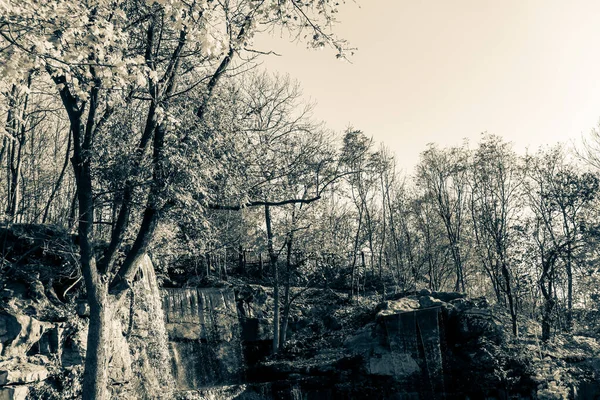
[0,357,49,400]
[342,291,514,399]
[346,300,446,398]
[0,312,52,357]
[0,300,57,398]
[163,288,239,342]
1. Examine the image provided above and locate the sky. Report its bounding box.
[254,0,600,172]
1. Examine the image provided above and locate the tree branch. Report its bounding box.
[208,195,322,210]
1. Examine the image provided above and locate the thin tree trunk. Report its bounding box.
[68,188,78,230]
[6,78,30,223]
[360,251,366,298]
[539,253,556,342]
[566,242,573,331]
[349,208,363,300]
[501,261,518,337]
[265,204,280,354]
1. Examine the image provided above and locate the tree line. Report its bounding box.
[189,123,600,345]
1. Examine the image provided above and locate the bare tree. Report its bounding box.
[416,143,470,292]
[469,134,523,336]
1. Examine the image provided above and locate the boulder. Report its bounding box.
[431,291,465,303]
[76,302,90,318]
[0,311,51,357]
[375,297,420,317]
[0,359,48,385]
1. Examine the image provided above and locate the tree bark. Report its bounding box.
[82,285,112,400]
[539,252,557,342]
[265,204,280,354]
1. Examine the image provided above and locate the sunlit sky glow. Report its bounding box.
[254,0,600,172]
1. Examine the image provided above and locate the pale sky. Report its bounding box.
[254,0,600,172]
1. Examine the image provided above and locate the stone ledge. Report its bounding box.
[0,359,49,385]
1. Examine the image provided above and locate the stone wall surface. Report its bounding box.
[162,287,243,390]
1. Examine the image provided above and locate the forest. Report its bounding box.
[2,1,600,400]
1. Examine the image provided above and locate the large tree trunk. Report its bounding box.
[82,287,112,400]
[56,76,114,399]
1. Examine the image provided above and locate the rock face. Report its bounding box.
[0,312,51,357]
[346,303,446,398]
[0,358,48,400]
[343,292,513,399]
[156,287,512,399]
[0,296,54,398]
[163,287,243,389]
